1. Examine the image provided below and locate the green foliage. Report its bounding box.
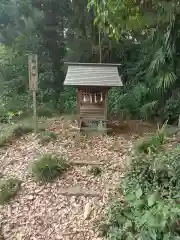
[1,0,180,122]
[0,123,33,147]
[0,178,21,205]
[0,110,23,124]
[162,90,180,124]
[89,166,102,176]
[0,0,71,112]
[108,84,159,120]
[105,146,180,240]
[12,125,33,137]
[38,131,57,145]
[37,104,58,118]
[0,94,31,123]
[135,122,167,154]
[124,151,180,200]
[135,134,165,155]
[0,134,9,147]
[31,154,69,182]
[88,0,180,123]
[107,197,180,239]
[59,88,76,114]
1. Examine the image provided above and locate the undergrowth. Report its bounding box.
[13,125,34,137]
[0,178,21,205]
[0,124,33,147]
[38,131,57,144]
[105,143,180,239]
[135,121,167,154]
[37,105,57,117]
[0,135,9,147]
[31,154,69,182]
[0,118,48,147]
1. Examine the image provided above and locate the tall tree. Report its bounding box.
[31,0,71,104]
[89,0,180,121]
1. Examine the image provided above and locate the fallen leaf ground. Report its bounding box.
[0,118,154,240]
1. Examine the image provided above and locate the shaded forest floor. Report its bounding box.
[0,118,157,240]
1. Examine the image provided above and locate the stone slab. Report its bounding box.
[58,186,101,197]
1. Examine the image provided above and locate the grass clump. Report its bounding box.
[0,124,15,147]
[0,134,9,147]
[89,166,102,176]
[31,154,69,182]
[38,131,57,144]
[104,147,180,240]
[0,178,21,205]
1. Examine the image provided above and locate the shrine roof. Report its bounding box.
[64,62,123,87]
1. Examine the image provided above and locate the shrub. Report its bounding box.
[161,89,180,124]
[0,178,21,205]
[125,148,180,199]
[0,94,32,123]
[59,87,76,114]
[0,134,9,147]
[104,147,180,240]
[0,124,16,147]
[31,154,69,182]
[0,123,34,147]
[135,135,163,154]
[38,131,57,144]
[107,196,180,239]
[134,122,167,154]
[12,125,33,137]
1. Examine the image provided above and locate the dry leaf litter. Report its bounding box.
[0,119,135,240]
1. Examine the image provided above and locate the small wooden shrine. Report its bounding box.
[64,62,123,131]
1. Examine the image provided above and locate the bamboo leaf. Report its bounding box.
[147,192,158,207]
[157,72,177,89]
[136,188,143,199]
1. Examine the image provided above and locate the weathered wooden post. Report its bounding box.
[28,54,38,132]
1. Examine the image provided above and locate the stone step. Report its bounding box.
[70,160,104,166]
[58,186,101,197]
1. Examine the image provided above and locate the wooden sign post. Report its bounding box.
[28,54,38,132]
